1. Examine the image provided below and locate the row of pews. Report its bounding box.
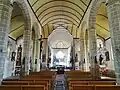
[66,70,120,90]
[0,70,55,90]
[1,70,120,90]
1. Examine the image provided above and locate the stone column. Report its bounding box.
[107,0,120,84]
[36,40,40,71]
[46,41,48,66]
[88,28,100,80]
[22,23,31,76]
[84,37,89,71]
[72,39,75,70]
[31,39,37,72]
[0,0,12,81]
[80,39,84,71]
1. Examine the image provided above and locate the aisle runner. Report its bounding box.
[54,74,66,90]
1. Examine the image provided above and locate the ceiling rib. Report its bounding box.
[79,0,87,6]
[97,34,105,41]
[41,14,79,26]
[97,14,108,19]
[12,15,21,20]
[77,0,92,28]
[37,5,82,18]
[32,0,38,7]
[9,24,24,34]
[43,18,77,26]
[96,23,109,32]
[51,21,70,25]
[35,0,85,13]
[39,10,81,23]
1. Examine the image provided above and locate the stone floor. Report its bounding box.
[54,74,67,90]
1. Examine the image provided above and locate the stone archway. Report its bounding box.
[88,0,106,80]
[13,0,31,75]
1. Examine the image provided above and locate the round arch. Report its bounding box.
[88,0,106,80]
[13,0,31,75]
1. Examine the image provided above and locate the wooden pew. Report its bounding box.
[1,71,54,90]
[22,85,45,90]
[0,85,45,90]
[69,81,88,90]
[71,85,94,90]
[88,81,116,85]
[30,71,55,75]
[0,85,21,90]
[69,80,116,90]
[95,85,120,90]
[66,71,91,80]
[2,81,49,90]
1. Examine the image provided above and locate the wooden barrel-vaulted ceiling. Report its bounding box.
[9,0,110,40]
[28,0,92,38]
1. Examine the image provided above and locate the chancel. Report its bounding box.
[0,0,120,90]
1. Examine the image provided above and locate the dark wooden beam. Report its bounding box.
[78,0,92,27]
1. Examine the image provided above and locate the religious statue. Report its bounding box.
[11,51,16,61]
[105,51,110,61]
[99,54,104,65]
[97,44,105,65]
[75,53,78,62]
[97,44,110,65]
[16,44,22,66]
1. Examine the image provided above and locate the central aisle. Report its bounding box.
[54,74,67,90]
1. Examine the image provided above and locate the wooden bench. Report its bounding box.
[69,80,116,90]
[2,80,49,90]
[70,85,120,90]
[71,85,94,90]
[95,85,120,90]
[88,81,116,85]
[0,85,45,90]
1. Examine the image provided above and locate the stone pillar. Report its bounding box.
[31,39,37,72]
[88,28,100,80]
[84,37,89,71]
[23,29,31,75]
[72,39,75,70]
[46,41,48,63]
[22,23,31,76]
[107,0,120,84]
[0,0,12,81]
[80,39,84,71]
[36,40,40,71]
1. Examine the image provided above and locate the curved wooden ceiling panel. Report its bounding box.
[38,8,81,23]
[41,14,79,26]
[33,0,85,13]
[28,0,91,38]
